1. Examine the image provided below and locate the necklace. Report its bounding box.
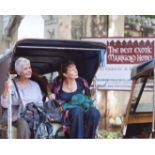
[63,80,77,92]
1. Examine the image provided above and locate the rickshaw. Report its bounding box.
[0,39,106,139]
[122,58,155,138]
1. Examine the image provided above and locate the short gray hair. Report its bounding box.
[15,57,30,75]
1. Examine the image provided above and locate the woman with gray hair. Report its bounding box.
[1,57,43,138]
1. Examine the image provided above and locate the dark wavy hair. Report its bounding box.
[60,60,76,79]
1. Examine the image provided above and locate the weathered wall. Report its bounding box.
[44,15,108,39]
[44,15,72,39]
[91,15,108,37]
[125,15,155,37]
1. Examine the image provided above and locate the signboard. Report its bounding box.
[82,38,155,90]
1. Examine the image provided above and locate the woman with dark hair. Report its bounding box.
[48,61,100,139]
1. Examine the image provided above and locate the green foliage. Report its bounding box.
[99,130,121,139]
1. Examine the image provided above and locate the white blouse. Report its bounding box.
[1,79,43,110]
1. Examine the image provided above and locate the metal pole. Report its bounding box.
[151,67,155,138]
[151,45,155,138]
[7,77,12,139]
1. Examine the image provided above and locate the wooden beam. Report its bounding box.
[127,113,152,124]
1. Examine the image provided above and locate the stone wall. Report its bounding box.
[125,15,155,37]
[44,15,109,39]
[91,15,108,37]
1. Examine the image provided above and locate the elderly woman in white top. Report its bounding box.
[1,57,43,139]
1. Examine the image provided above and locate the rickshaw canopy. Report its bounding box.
[131,58,155,80]
[122,58,155,138]
[11,39,106,85]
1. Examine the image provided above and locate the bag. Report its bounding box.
[35,122,53,139]
[21,102,44,138]
[62,94,94,112]
[21,102,54,139]
[44,100,62,123]
[0,79,23,125]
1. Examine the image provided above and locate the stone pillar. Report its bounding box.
[106,16,128,131]
[44,15,72,39]
[108,15,124,37]
[44,15,59,39]
[58,15,72,39]
[82,16,92,37]
[91,15,108,37]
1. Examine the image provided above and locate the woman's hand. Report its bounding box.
[48,93,56,100]
[2,80,12,98]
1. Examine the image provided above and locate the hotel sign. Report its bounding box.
[82,38,154,90]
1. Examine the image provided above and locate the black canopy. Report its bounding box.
[11,39,106,85]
